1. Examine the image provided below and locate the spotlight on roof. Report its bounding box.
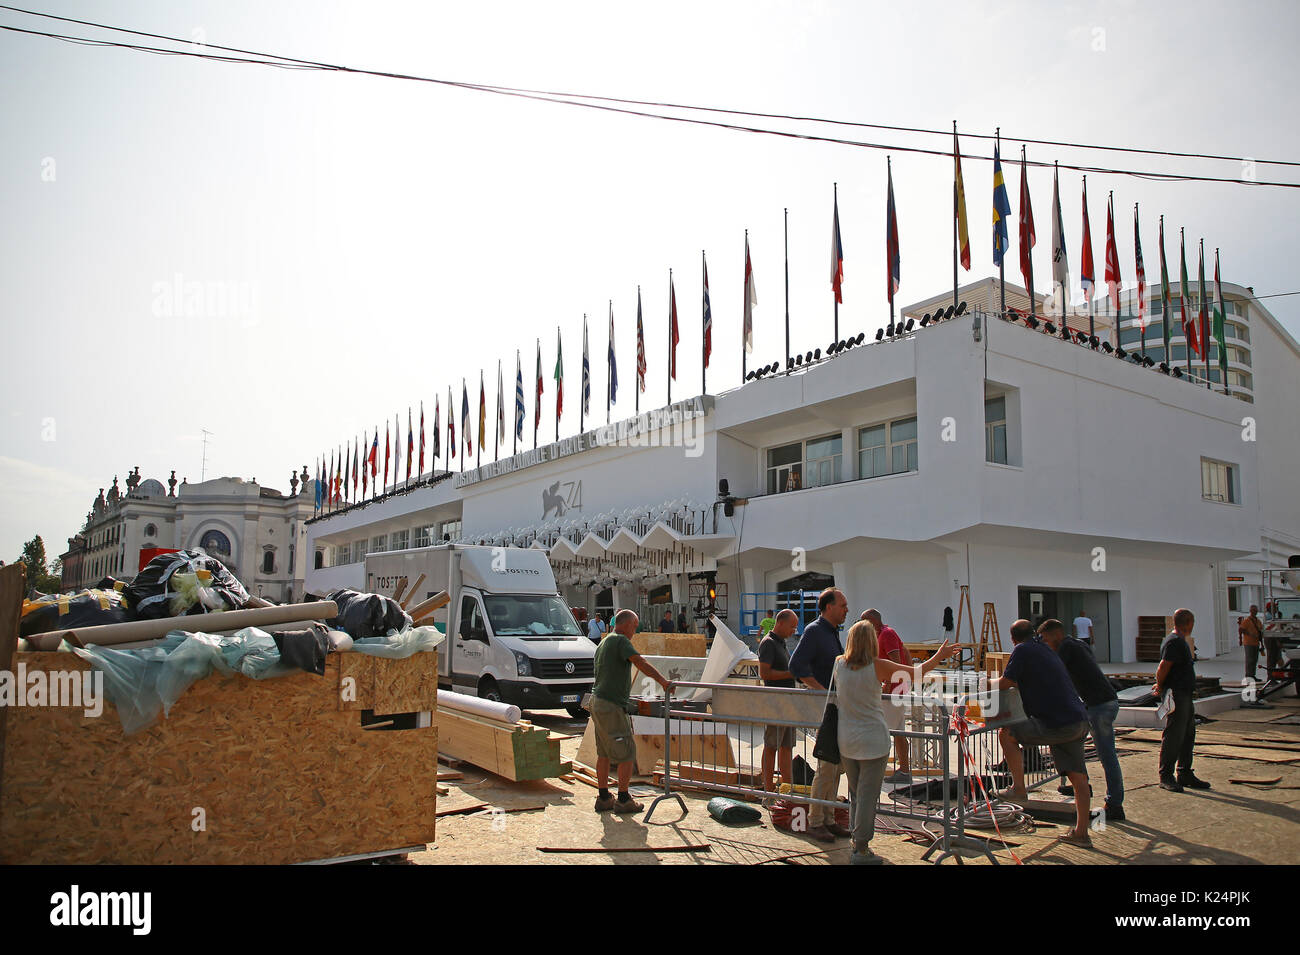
[886,322,895,337]
[1025,316,1040,330]
[1173,366,1184,378]
[1089,335,1100,349]
[875,328,884,341]
[1116,346,1127,359]
[787,357,795,370]
[744,371,755,381]
[944,305,956,320]
[904,318,915,332]
[1159,362,1170,374]
[1060,324,1071,339]
[1044,321,1056,335]
[1102,341,1113,353]
[814,348,822,360]
[955,301,968,316]
[921,313,931,326]
[794,354,803,366]
[855,332,865,344]
[1144,356,1156,367]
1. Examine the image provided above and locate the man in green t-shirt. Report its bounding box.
[758,609,777,638]
[591,609,669,814]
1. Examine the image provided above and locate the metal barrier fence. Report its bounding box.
[641,679,1003,864]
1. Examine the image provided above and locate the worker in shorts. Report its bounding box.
[758,609,799,791]
[591,609,670,814]
[989,619,1093,847]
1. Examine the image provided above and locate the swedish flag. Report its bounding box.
[992,143,1012,267]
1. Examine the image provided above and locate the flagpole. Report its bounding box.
[1023,146,1036,318]
[514,351,520,456]
[534,339,539,451]
[1182,228,1191,379]
[742,231,748,382]
[555,326,560,444]
[495,360,500,462]
[1201,238,1210,390]
[1218,248,1230,397]
[783,208,790,371]
[580,315,586,436]
[607,301,612,426]
[667,271,673,405]
[996,130,1006,320]
[635,289,641,416]
[887,156,896,332]
[702,250,707,398]
[952,121,958,312]
[833,182,840,344]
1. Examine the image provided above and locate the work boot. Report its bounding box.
[594,794,617,812]
[1159,776,1184,793]
[613,795,644,814]
[1177,772,1211,790]
[826,822,852,838]
[806,825,836,843]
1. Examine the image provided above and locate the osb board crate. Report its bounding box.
[632,633,707,657]
[0,650,439,865]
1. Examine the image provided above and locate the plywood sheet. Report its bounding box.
[0,651,439,864]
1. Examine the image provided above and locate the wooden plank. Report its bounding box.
[537,843,710,854]
[0,652,439,864]
[398,574,426,610]
[433,706,568,781]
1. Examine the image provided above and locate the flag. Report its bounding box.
[1214,249,1228,387]
[351,439,358,501]
[1018,150,1036,302]
[497,361,505,444]
[992,143,1011,267]
[1051,165,1069,308]
[515,351,525,440]
[581,316,591,415]
[362,430,368,496]
[831,192,844,303]
[554,327,564,420]
[406,407,413,482]
[702,258,713,368]
[393,414,400,487]
[433,396,441,460]
[608,305,618,404]
[478,371,487,451]
[384,421,390,489]
[448,387,456,459]
[1198,241,1209,366]
[886,161,900,304]
[1104,193,1122,314]
[535,339,543,430]
[1180,231,1200,357]
[1134,206,1147,333]
[1080,179,1095,303]
[669,274,679,380]
[418,402,425,476]
[461,381,471,453]
[315,456,323,510]
[743,237,757,354]
[954,127,970,271]
[636,290,647,390]
[1159,217,1172,354]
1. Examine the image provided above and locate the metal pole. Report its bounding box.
[833,182,839,344]
[783,208,790,372]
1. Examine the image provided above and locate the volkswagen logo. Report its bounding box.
[564,661,575,675]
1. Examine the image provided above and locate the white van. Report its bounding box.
[365,544,595,717]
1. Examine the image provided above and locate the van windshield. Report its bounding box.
[484,594,583,637]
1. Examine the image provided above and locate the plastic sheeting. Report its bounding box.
[350,626,444,659]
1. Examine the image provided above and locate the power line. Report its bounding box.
[1,10,1298,189]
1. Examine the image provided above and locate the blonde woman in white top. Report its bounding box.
[834,621,958,865]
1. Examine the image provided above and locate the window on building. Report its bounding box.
[440,520,462,542]
[1229,370,1253,391]
[262,550,275,574]
[414,524,432,548]
[392,529,410,551]
[766,442,803,493]
[857,424,888,478]
[1201,458,1238,504]
[985,396,1008,464]
[336,543,350,564]
[890,418,919,473]
[804,434,843,489]
[144,523,157,537]
[370,534,388,554]
[314,550,324,570]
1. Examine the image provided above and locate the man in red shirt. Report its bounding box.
[863,609,913,783]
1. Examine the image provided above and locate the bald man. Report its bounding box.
[758,609,799,791]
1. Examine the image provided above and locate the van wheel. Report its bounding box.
[565,705,588,720]
[477,678,503,704]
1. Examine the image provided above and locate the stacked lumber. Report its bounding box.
[434,704,571,782]
[632,633,707,657]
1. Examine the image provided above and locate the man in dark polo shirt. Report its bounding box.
[758,609,799,792]
[1039,618,1125,821]
[1154,608,1210,793]
[991,619,1093,847]
[789,587,851,843]
[590,609,670,814]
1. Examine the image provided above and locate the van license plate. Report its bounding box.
[561,695,580,704]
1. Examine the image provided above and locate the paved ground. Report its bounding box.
[417,682,1300,866]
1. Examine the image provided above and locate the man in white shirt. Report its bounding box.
[1073,614,1094,646]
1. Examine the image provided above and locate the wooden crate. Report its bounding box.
[0,650,439,865]
[1136,615,1173,663]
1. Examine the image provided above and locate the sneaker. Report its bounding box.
[806,825,836,843]
[826,822,852,838]
[850,850,885,865]
[594,794,617,812]
[1057,782,1094,797]
[1103,804,1126,821]
[613,796,645,814]
[1159,776,1184,793]
[1178,773,1212,790]
[994,788,1029,804]
[884,770,912,784]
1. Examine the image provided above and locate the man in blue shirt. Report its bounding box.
[789,587,851,843]
[991,619,1093,847]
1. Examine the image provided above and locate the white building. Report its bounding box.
[305,278,1299,665]
[61,468,318,603]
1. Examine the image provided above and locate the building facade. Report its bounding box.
[305,281,1296,663]
[61,468,318,603]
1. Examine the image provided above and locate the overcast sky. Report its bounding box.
[2,0,1297,563]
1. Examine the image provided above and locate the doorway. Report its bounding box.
[1018,587,1118,663]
